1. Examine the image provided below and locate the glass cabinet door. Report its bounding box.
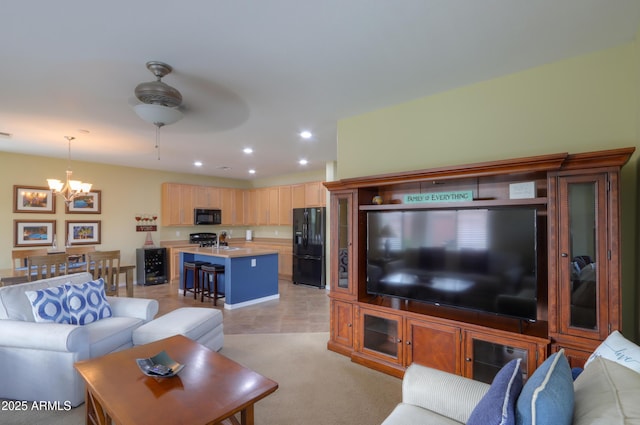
[331,192,353,294]
[360,309,402,363]
[558,174,608,339]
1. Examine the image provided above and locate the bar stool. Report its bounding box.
[200,264,225,305]
[183,261,210,299]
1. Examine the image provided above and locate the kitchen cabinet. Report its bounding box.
[220,188,243,225]
[161,183,195,226]
[243,189,257,225]
[291,182,327,208]
[194,186,220,209]
[278,186,292,225]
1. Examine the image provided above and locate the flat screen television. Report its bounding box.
[366,208,538,321]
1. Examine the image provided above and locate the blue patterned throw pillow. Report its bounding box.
[25,286,71,324]
[468,358,523,425]
[66,278,112,325]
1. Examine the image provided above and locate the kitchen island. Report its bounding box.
[177,246,279,309]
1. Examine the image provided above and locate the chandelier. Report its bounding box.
[46,136,92,204]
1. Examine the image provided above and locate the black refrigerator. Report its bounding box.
[292,207,326,288]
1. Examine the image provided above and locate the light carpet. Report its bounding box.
[2,332,401,425]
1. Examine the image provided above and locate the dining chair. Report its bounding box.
[87,250,121,296]
[26,253,69,281]
[66,245,96,263]
[12,248,48,272]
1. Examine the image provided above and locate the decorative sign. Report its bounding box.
[404,190,473,204]
[509,182,536,199]
[135,213,158,232]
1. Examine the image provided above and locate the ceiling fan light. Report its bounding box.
[134,103,183,126]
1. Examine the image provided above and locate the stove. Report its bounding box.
[189,232,217,247]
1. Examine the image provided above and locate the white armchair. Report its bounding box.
[0,272,158,407]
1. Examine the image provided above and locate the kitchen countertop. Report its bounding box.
[175,246,278,258]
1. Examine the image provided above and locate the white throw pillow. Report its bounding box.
[584,330,640,374]
[65,278,112,325]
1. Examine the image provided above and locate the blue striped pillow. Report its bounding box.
[468,358,523,425]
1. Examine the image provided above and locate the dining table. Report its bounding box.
[0,263,136,297]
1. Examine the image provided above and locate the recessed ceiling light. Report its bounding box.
[243,148,253,154]
[299,159,308,165]
[194,161,203,167]
[248,169,256,174]
[300,131,312,139]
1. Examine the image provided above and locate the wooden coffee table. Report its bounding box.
[74,334,278,425]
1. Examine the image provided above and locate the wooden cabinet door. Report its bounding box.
[268,187,279,225]
[220,188,234,225]
[278,185,292,225]
[405,318,461,374]
[330,191,355,297]
[194,186,220,208]
[243,189,257,225]
[291,184,305,209]
[233,188,244,224]
[463,331,540,383]
[555,173,613,341]
[279,245,292,279]
[305,182,326,207]
[161,183,194,225]
[331,299,354,350]
[357,308,403,365]
[256,188,270,225]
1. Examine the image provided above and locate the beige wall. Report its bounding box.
[336,41,640,339]
[1,151,325,270]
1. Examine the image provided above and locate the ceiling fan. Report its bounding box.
[133,61,184,159]
[133,61,184,127]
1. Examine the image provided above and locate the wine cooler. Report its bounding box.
[136,247,168,285]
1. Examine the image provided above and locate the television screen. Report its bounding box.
[366,208,538,321]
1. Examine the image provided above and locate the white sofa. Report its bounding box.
[383,352,640,425]
[0,272,159,407]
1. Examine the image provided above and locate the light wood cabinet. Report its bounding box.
[304,181,326,207]
[161,181,324,227]
[161,183,195,226]
[291,182,326,208]
[194,186,220,209]
[278,186,292,225]
[243,189,257,225]
[164,243,194,281]
[291,184,306,209]
[220,188,244,225]
[326,147,633,379]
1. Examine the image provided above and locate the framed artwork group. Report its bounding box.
[12,185,102,247]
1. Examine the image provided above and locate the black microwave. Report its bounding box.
[194,208,222,225]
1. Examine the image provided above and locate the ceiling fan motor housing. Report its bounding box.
[135,61,182,107]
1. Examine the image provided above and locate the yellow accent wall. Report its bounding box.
[337,42,640,340]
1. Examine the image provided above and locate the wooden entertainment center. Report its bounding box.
[324,147,634,382]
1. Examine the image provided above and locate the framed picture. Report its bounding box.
[13,185,56,213]
[66,220,101,245]
[66,190,101,214]
[14,220,56,247]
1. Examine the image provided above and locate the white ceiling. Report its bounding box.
[1,1,639,180]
